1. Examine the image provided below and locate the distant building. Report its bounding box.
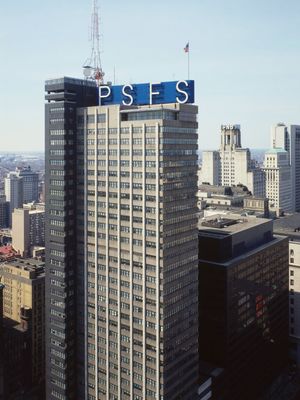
[263,148,292,214]
[4,172,23,227]
[201,125,265,197]
[0,195,7,229]
[271,124,300,212]
[199,214,289,400]
[273,213,300,369]
[12,203,45,257]
[198,184,250,210]
[0,258,45,397]
[16,166,39,203]
[4,167,39,227]
[243,197,269,218]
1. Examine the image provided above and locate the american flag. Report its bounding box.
[184,42,189,53]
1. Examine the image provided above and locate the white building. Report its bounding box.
[4,172,23,226]
[273,215,300,369]
[271,123,300,212]
[263,148,292,214]
[201,125,265,196]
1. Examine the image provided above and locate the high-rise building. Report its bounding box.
[4,172,23,227]
[12,203,45,257]
[271,123,300,212]
[16,166,39,203]
[201,125,265,197]
[263,148,292,214]
[45,77,199,400]
[198,214,289,400]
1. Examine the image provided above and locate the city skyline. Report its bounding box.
[1,0,300,151]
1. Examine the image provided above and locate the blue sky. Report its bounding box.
[1,0,300,151]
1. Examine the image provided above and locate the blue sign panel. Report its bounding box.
[99,80,194,106]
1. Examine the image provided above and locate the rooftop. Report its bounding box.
[1,258,45,277]
[199,213,270,235]
[265,147,287,154]
[273,213,300,238]
[45,76,97,87]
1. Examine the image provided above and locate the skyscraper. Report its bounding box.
[45,77,199,400]
[271,123,300,212]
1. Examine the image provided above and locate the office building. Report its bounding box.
[273,214,300,368]
[271,124,300,212]
[0,258,45,395]
[201,125,265,197]
[45,77,199,400]
[16,166,39,203]
[4,172,23,226]
[198,214,289,400]
[263,148,292,214]
[12,203,45,257]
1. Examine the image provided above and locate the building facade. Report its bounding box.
[198,215,289,400]
[45,77,199,400]
[273,214,300,369]
[263,148,292,214]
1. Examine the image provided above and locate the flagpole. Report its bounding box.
[188,43,190,80]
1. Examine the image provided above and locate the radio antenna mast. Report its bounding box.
[83,0,105,85]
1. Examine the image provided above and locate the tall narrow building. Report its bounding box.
[262,148,292,214]
[271,123,300,212]
[45,78,199,400]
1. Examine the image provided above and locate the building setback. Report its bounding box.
[198,215,289,400]
[45,77,199,400]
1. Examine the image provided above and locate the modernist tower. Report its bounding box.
[45,77,199,400]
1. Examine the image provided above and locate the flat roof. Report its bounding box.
[273,213,300,237]
[199,213,270,235]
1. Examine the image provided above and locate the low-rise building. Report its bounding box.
[0,258,45,396]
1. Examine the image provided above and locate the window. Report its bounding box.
[290,279,294,285]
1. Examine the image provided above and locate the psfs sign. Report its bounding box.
[99,80,194,106]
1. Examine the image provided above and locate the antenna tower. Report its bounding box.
[83,0,105,85]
